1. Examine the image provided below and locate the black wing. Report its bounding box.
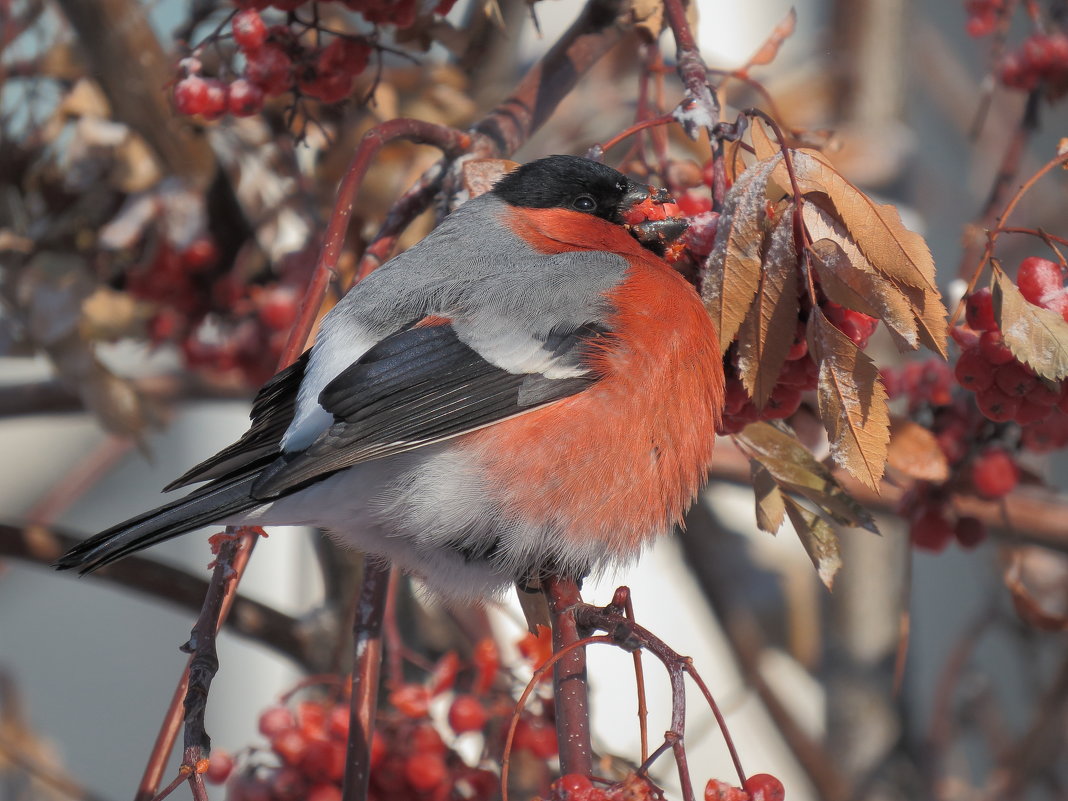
[164,351,310,491]
[250,323,605,498]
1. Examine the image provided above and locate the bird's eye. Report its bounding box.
[572,194,597,212]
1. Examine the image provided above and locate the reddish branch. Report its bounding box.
[662,0,720,139]
[343,561,391,801]
[544,576,594,776]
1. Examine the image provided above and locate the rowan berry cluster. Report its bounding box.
[954,257,1068,450]
[173,10,372,117]
[206,631,560,800]
[130,234,311,385]
[998,31,1068,91]
[883,352,1025,552]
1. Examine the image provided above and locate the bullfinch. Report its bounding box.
[56,155,725,605]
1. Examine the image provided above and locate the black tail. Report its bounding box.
[54,472,263,574]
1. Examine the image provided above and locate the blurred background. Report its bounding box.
[2,0,1067,800]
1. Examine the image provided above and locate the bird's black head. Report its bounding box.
[492,155,639,224]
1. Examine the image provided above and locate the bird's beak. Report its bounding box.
[621,180,690,256]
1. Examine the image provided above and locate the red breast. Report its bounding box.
[466,207,725,551]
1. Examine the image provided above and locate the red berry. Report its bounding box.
[200,78,228,120]
[763,383,802,419]
[257,285,299,330]
[1042,288,1068,322]
[743,773,786,801]
[971,448,1019,498]
[993,361,1037,397]
[404,752,447,792]
[388,684,429,719]
[910,509,955,553]
[411,723,447,755]
[245,44,292,96]
[259,705,296,737]
[328,703,349,739]
[704,779,749,801]
[954,347,994,392]
[448,694,489,734]
[513,718,557,758]
[233,9,268,51]
[954,516,988,548]
[296,701,327,738]
[676,190,713,217]
[965,288,997,331]
[1015,397,1052,425]
[205,750,234,784]
[978,330,1014,365]
[272,728,309,766]
[1017,256,1063,305]
[228,78,265,116]
[305,784,342,801]
[174,76,209,115]
[975,386,1020,422]
[950,324,981,350]
[270,767,306,801]
[300,738,345,782]
[180,237,218,272]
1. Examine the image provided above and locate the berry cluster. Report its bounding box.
[882,357,1022,552]
[208,630,563,801]
[174,12,372,116]
[954,259,1068,450]
[998,31,1068,91]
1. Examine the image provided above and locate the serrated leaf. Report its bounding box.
[993,268,1068,381]
[736,210,799,406]
[887,417,949,482]
[752,462,786,534]
[736,421,877,532]
[803,204,920,351]
[701,155,782,351]
[809,309,890,492]
[783,495,842,589]
[784,149,938,292]
[891,280,949,358]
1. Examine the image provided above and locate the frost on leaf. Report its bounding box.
[700,154,782,351]
[809,309,891,492]
[993,268,1068,381]
[736,211,799,407]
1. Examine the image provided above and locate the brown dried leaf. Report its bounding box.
[893,281,949,359]
[786,149,938,292]
[752,462,786,534]
[750,118,780,162]
[737,210,799,406]
[630,0,666,40]
[810,309,890,492]
[744,8,797,69]
[462,158,519,198]
[783,495,842,589]
[701,155,782,350]
[993,268,1068,381]
[887,417,949,482]
[804,203,920,352]
[736,422,877,531]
